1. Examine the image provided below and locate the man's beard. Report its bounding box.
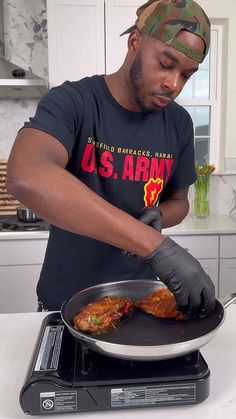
[129,53,159,114]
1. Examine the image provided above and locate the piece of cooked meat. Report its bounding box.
[73,296,133,334]
[135,288,186,320]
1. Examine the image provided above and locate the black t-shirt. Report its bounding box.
[24,75,196,310]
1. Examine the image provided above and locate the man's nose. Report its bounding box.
[162,71,181,94]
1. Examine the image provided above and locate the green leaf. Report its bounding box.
[90,315,102,325]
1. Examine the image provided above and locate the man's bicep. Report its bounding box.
[9,127,69,169]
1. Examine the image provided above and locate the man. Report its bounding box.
[6,0,215,315]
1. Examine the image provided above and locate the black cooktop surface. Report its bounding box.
[0,215,49,231]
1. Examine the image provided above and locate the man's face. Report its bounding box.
[128,30,205,113]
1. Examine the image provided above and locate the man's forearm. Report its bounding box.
[159,198,189,228]
[7,160,165,258]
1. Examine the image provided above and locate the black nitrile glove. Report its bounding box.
[123,206,162,258]
[143,237,215,317]
[139,206,162,233]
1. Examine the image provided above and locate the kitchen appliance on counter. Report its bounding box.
[16,206,42,223]
[0,215,49,231]
[20,312,210,415]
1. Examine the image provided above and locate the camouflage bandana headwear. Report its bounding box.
[120,0,210,63]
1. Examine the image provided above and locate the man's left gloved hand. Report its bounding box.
[123,206,162,258]
[139,206,163,232]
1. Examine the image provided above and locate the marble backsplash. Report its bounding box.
[188,175,236,218]
[0,98,38,158]
[2,0,48,78]
[0,0,47,165]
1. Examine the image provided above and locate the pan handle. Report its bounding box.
[219,293,236,308]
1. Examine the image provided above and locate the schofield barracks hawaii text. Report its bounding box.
[81,136,174,206]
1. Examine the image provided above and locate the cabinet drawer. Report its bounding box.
[0,265,40,313]
[220,235,236,258]
[169,235,218,259]
[0,239,47,266]
[199,259,218,296]
[219,259,236,297]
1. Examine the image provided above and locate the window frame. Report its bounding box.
[176,25,223,171]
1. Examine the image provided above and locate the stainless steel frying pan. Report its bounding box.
[61,280,236,361]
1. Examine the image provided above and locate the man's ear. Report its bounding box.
[127,30,142,56]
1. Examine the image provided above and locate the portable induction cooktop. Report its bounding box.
[20,312,210,415]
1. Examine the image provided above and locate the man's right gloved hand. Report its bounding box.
[143,237,215,317]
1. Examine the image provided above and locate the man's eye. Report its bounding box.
[159,60,171,69]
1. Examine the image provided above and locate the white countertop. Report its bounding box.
[164,214,236,235]
[0,215,236,240]
[0,230,49,240]
[0,231,49,241]
[0,305,236,419]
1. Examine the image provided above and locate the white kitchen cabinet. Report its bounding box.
[0,236,48,314]
[0,265,41,313]
[47,0,143,86]
[169,235,218,259]
[198,259,218,295]
[219,235,236,258]
[219,259,236,297]
[105,0,143,73]
[219,235,236,297]
[47,0,105,87]
[0,238,47,266]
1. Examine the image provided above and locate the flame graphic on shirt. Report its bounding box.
[143,178,164,206]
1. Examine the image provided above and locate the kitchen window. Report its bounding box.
[176,25,222,169]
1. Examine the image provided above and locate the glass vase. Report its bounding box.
[193,174,210,218]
